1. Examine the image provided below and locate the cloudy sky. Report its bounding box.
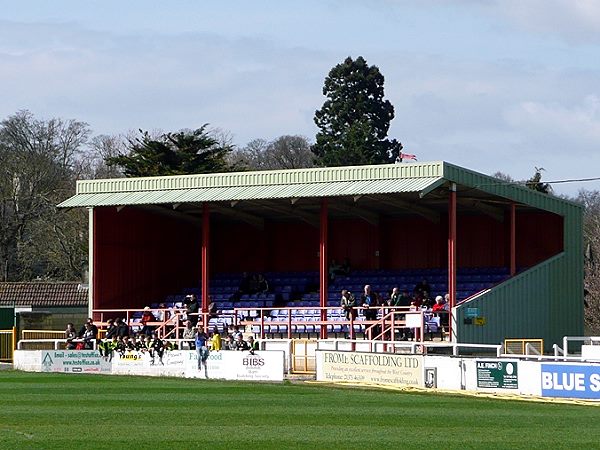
[1,0,600,195]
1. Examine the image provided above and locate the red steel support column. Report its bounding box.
[90,207,97,318]
[510,203,516,277]
[319,198,328,339]
[202,203,210,331]
[448,183,457,341]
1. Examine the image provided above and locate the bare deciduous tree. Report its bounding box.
[230,135,314,170]
[0,110,90,281]
[579,189,600,334]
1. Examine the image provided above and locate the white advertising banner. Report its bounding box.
[316,350,423,387]
[111,349,285,381]
[40,350,112,374]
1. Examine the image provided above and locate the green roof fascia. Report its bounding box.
[441,162,582,216]
[73,162,445,195]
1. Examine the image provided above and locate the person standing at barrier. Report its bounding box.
[195,326,210,377]
[361,285,378,322]
[185,295,200,326]
[183,320,196,350]
[65,323,77,350]
[247,335,259,354]
[116,318,130,338]
[105,319,117,339]
[340,289,356,320]
[210,327,222,351]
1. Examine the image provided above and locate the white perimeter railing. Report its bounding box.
[317,338,503,357]
[17,339,98,350]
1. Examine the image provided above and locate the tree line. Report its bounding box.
[1,56,598,332]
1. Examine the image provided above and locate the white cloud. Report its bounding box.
[487,0,600,44]
[505,95,600,145]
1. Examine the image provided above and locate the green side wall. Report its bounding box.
[445,162,584,349]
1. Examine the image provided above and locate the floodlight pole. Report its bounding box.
[319,198,328,339]
[448,183,457,340]
[202,202,210,332]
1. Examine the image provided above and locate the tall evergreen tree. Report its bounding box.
[106,125,233,177]
[312,56,402,166]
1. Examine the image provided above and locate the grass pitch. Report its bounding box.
[0,371,598,449]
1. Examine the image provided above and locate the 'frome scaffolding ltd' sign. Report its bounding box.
[316,350,423,387]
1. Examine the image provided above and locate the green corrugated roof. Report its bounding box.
[58,161,582,216]
[59,176,442,207]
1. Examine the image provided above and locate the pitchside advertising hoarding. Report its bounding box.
[41,350,112,374]
[37,349,284,381]
[316,350,423,387]
[112,349,285,381]
[541,363,600,400]
[476,359,518,389]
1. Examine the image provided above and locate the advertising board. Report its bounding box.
[41,350,112,374]
[111,349,284,381]
[476,359,518,389]
[541,364,600,400]
[316,350,423,387]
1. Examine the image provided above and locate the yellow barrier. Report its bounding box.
[504,338,544,355]
[291,339,318,374]
[21,330,65,341]
[0,328,16,362]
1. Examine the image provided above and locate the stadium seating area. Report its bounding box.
[147,267,509,337]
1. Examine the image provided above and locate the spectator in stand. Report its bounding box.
[195,326,210,377]
[414,279,431,298]
[340,289,357,320]
[81,322,97,349]
[256,274,269,294]
[234,334,250,351]
[78,318,98,339]
[247,335,259,354]
[389,287,406,307]
[224,334,236,350]
[207,299,218,319]
[65,323,77,349]
[105,319,117,339]
[433,295,450,329]
[210,327,222,351]
[183,320,196,350]
[410,292,423,310]
[232,326,243,341]
[115,317,130,338]
[185,294,200,325]
[149,332,166,365]
[432,295,446,312]
[361,285,378,321]
[421,292,433,309]
[398,290,413,307]
[99,336,117,361]
[141,307,156,336]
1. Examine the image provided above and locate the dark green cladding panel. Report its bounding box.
[443,162,584,349]
[0,308,14,328]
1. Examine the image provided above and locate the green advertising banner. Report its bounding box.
[476,360,518,389]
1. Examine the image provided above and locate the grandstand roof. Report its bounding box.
[0,282,89,308]
[59,161,580,219]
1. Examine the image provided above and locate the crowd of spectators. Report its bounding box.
[66,315,261,364]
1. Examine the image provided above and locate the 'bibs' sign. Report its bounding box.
[316,350,423,387]
[541,364,600,400]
